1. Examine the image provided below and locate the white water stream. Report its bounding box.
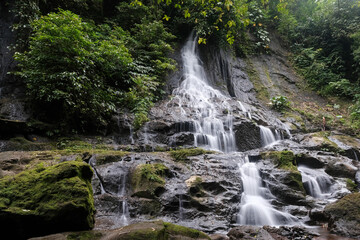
[118,173,130,226]
[259,125,281,147]
[170,33,236,152]
[237,155,298,226]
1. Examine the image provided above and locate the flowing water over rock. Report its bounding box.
[117,173,130,226]
[298,166,333,199]
[260,126,278,147]
[169,33,236,152]
[90,32,360,238]
[237,156,298,226]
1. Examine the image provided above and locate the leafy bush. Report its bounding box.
[14,10,132,129]
[270,95,290,111]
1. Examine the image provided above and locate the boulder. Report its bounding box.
[324,192,360,238]
[29,220,210,240]
[0,160,95,239]
[295,153,325,168]
[325,162,357,179]
[131,163,169,199]
[233,120,261,151]
[227,226,275,240]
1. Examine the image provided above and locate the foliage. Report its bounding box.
[248,1,270,51]
[271,0,360,119]
[131,0,251,45]
[271,95,290,111]
[14,10,132,129]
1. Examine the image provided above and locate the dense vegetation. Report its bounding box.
[272,0,360,126]
[11,0,360,132]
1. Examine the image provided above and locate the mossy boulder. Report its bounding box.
[300,132,341,153]
[106,220,210,240]
[261,151,297,171]
[0,160,95,239]
[169,148,213,162]
[29,220,210,240]
[324,192,360,238]
[131,163,170,199]
[262,151,306,196]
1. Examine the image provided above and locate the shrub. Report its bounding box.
[14,10,132,129]
[270,95,290,111]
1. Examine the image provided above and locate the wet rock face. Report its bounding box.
[91,152,243,233]
[324,192,360,238]
[228,226,275,240]
[233,120,261,151]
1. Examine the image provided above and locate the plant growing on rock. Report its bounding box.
[270,95,290,111]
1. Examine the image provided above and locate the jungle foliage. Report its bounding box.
[12,0,360,131]
[271,0,360,124]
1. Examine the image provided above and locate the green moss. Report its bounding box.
[163,222,210,239]
[95,152,129,165]
[131,163,169,198]
[169,148,214,162]
[67,231,103,240]
[262,150,305,193]
[0,160,95,238]
[325,192,360,223]
[346,179,358,192]
[245,59,269,102]
[8,137,55,151]
[154,146,166,152]
[262,150,297,171]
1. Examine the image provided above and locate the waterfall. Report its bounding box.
[259,126,277,147]
[238,101,252,119]
[179,194,184,220]
[89,156,106,195]
[354,150,359,161]
[171,32,236,153]
[237,156,298,226]
[298,166,333,199]
[118,173,130,226]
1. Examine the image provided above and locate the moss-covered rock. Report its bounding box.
[105,220,210,240]
[31,220,210,240]
[131,163,169,199]
[0,160,95,239]
[324,192,360,238]
[262,151,305,194]
[169,148,214,162]
[261,150,297,171]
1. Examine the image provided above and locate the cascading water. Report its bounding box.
[238,101,252,119]
[89,156,106,194]
[179,194,184,220]
[298,166,337,199]
[237,156,298,226]
[170,33,236,152]
[118,173,130,226]
[259,126,278,147]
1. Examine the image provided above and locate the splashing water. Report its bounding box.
[237,156,298,226]
[238,101,252,119]
[170,32,236,152]
[259,126,278,147]
[118,173,130,226]
[298,166,335,199]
